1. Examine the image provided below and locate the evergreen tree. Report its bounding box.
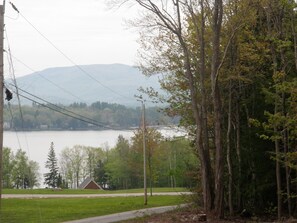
[57,173,68,189]
[44,142,59,188]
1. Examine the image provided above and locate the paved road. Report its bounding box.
[2,192,192,199]
[63,204,189,223]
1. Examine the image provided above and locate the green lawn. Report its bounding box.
[0,196,186,223]
[2,187,187,194]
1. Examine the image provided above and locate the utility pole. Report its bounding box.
[136,95,147,205]
[141,100,147,205]
[0,2,4,207]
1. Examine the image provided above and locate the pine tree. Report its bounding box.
[44,142,59,188]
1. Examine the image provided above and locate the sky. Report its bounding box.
[4,0,140,78]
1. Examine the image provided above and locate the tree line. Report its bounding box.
[3,148,40,189]
[2,128,198,190]
[110,0,297,219]
[4,101,176,130]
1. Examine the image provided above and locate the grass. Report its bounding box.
[2,187,188,194]
[0,195,186,223]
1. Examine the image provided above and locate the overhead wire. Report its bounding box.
[2,7,70,221]
[4,26,86,103]
[4,8,64,217]
[6,83,113,129]
[8,1,133,101]
[5,2,160,131]
[6,102,22,150]
[4,3,121,130]
[3,10,40,216]
[3,3,139,217]
[4,26,25,126]
[4,26,96,132]
[17,93,111,129]
[11,90,108,128]
[4,24,32,158]
[9,55,85,103]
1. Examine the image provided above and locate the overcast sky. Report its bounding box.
[4,0,139,77]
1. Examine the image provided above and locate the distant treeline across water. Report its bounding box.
[4,102,178,131]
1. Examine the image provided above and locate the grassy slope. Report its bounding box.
[0,196,186,223]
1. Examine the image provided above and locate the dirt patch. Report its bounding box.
[120,207,200,223]
[120,206,249,223]
[120,206,297,223]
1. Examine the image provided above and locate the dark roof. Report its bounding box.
[79,177,102,189]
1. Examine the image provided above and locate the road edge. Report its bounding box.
[63,203,189,223]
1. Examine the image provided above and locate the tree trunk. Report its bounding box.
[266,3,282,218]
[227,80,234,216]
[185,47,213,213]
[290,1,297,70]
[284,129,291,216]
[235,96,242,211]
[280,16,291,214]
[76,172,79,189]
[134,0,214,214]
[211,0,224,218]
[198,0,213,212]
[180,30,213,213]
[275,123,282,219]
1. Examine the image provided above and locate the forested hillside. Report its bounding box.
[3,102,176,130]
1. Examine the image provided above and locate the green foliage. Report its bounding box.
[105,130,198,190]
[131,0,297,217]
[2,147,15,188]
[44,142,59,188]
[4,102,175,130]
[4,0,297,218]
[105,135,133,189]
[3,148,40,189]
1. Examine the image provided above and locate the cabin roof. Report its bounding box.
[79,177,102,189]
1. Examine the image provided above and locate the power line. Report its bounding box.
[5,23,119,129]
[6,102,22,149]
[8,54,85,103]
[4,26,31,157]
[12,90,111,129]
[4,28,83,103]
[4,14,109,129]
[4,19,114,130]
[4,27,25,127]
[6,83,113,129]
[9,2,133,101]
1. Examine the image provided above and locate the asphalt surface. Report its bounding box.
[62,204,189,223]
[2,192,192,199]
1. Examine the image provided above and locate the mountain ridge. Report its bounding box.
[7,64,161,107]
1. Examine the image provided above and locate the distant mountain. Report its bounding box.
[6,64,162,107]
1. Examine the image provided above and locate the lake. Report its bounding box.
[3,128,184,187]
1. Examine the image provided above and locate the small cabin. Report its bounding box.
[79,177,103,190]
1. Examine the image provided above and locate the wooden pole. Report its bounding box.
[142,101,147,205]
[0,3,4,208]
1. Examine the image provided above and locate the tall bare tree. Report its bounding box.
[109,0,224,216]
[128,0,215,214]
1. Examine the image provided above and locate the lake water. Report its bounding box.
[3,128,184,186]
